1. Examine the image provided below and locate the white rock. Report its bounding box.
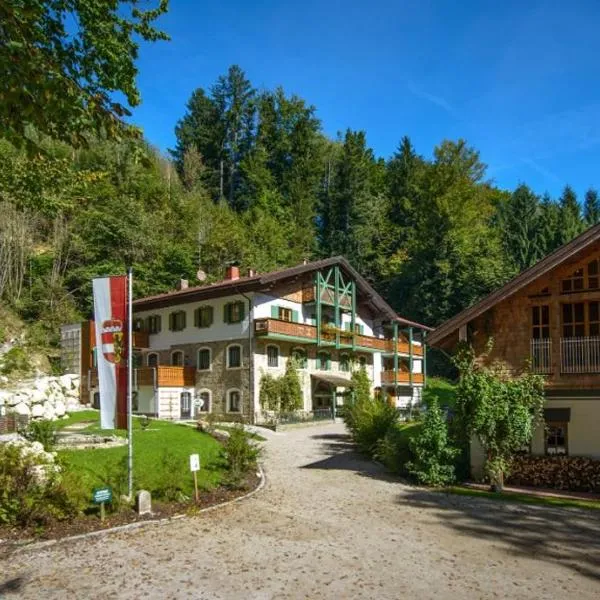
[30,403,45,418]
[54,400,66,417]
[29,388,47,404]
[42,403,55,420]
[13,402,30,416]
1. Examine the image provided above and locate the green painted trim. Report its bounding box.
[334,265,340,349]
[316,272,322,347]
[408,327,414,387]
[351,281,356,351]
[393,322,399,393]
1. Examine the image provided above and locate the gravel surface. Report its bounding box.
[2,422,600,599]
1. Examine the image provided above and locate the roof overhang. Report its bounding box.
[311,373,355,388]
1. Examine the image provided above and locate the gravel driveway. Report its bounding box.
[2,422,600,599]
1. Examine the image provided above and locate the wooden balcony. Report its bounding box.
[136,366,196,387]
[254,318,423,355]
[381,371,425,385]
[90,366,196,388]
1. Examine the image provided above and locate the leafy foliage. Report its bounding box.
[1,0,169,147]
[454,343,546,486]
[22,419,58,451]
[258,358,303,413]
[406,401,459,486]
[222,424,261,489]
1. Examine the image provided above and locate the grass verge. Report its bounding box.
[441,485,600,511]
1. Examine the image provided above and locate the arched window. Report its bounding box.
[340,353,350,372]
[317,351,330,371]
[291,347,307,368]
[171,350,184,366]
[147,352,159,367]
[197,348,211,371]
[227,389,241,413]
[266,345,279,368]
[197,389,211,413]
[227,344,242,369]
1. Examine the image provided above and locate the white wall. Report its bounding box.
[136,293,252,350]
[157,387,195,420]
[136,386,156,414]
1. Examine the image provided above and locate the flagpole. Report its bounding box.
[127,267,133,499]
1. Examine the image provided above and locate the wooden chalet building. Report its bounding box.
[66,257,430,422]
[428,224,600,461]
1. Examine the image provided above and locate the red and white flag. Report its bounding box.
[93,275,128,429]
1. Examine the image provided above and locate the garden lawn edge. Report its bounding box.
[2,463,266,555]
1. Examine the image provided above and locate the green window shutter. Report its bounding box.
[224,304,230,324]
[207,306,214,326]
[292,310,299,323]
[271,305,279,319]
[169,313,174,331]
[157,315,162,333]
[345,322,352,332]
[181,311,186,330]
[360,324,364,335]
[239,302,245,322]
[194,308,200,328]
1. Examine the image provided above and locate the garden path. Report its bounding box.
[2,422,600,599]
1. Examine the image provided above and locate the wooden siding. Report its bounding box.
[460,239,600,390]
[381,371,425,385]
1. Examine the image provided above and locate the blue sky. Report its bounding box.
[131,0,600,199]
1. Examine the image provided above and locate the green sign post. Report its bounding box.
[92,487,113,521]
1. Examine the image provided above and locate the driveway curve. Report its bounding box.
[2,422,600,599]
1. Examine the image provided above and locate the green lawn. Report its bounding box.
[57,409,102,429]
[442,485,600,511]
[423,377,456,409]
[58,415,226,501]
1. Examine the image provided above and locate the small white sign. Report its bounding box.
[189,453,200,472]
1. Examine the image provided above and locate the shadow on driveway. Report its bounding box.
[400,488,600,582]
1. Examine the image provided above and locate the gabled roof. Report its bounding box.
[428,223,600,346]
[133,256,431,330]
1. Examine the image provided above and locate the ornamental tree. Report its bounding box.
[454,342,545,489]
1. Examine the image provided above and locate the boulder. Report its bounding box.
[54,400,66,418]
[30,403,45,418]
[13,402,30,416]
[42,403,55,421]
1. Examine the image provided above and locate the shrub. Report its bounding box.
[344,395,398,457]
[0,345,31,376]
[0,440,84,526]
[406,400,459,486]
[153,450,188,502]
[22,418,58,451]
[259,372,281,411]
[374,421,422,475]
[100,455,130,511]
[222,424,261,489]
[279,358,303,412]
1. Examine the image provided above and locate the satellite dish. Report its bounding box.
[196,269,207,282]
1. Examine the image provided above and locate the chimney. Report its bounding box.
[225,265,240,281]
[247,268,256,277]
[176,278,189,291]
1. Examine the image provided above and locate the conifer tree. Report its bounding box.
[584,188,600,227]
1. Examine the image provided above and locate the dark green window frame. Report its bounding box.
[194,305,214,328]
[224,301,245,324]
[169,311,186,332]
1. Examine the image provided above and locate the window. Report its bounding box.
[359,356,367,368]
[147,315,162,334]
[271,305,298,322]
[546,423,568,455]
[197,390,210,413]
[169,311,186,332]
[133,318,145,332]
[590,301,600,336]
[317,351,330,371]
[147,353,159,367]
[227,345,242,368]
[291,348,307,368]
[197,348,211,371]
[224,302,245,324]
[561,267,584,293]
[562,302,586,337]
[227,389,241,413]
[194,306,213,328]
[171,350,184,366]
[340,353,350,372]
[267,345,279,368]
[354,323,364,335]
[532,305,550,339]
[589,259,600,290]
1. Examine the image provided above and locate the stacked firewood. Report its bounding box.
[507,455,600,492]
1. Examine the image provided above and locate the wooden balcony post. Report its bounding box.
[409,327,414,387]
[393,321,399,394]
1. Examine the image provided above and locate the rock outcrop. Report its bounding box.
[0,374,84,421]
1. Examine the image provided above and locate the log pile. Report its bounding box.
[507,455,600,492]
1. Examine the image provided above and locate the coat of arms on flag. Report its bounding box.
[101,319,125,364]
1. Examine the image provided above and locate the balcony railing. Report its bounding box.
[254,318,423,355]
[530,338,552,374]
[89,366,196,389]
[381,371,425,385]
[560,336,600,374]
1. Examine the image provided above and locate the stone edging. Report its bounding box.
[3,463,267,555]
